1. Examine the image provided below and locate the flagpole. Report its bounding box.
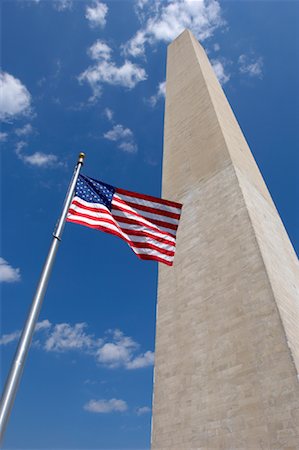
[0,152,85,444]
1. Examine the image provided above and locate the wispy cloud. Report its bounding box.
[0,330,21,346]
[0,71,32,121]
[15,124,33,137]
[53,0,73,11]
[0,320,51,346]
[20,152,59,168]
[0,257,21,283]
[148,80,166,107]
[136,406,151,416]
[35,320,52,332]
[124,0,224,58]
[0,132,8,142]
[104,124,137,153]
[211,59,230,85]
[104,124,133,141]
[44,322,99,352]
[15,141,60,168]
[96,329,138,368]
[118,141,137,153]
[103,107,114,121]
[79,40,147,101]
[96,330,154,369]
[88,40,111,61]
[85,1,108,28]
[84,398,128,413]
[32,0,73,11]
[0,322,154,371]
[126,350,154,369]
[238,54,263,78]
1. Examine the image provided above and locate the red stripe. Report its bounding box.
[136,253,173,266]
[118,228,175,247]
[69,202,176,242]
[71,197,179,230]
[112,206,178,231]
[116,187,182,209]
[71,199,108,214]
[129,241,174,256]
[68,208,115,228]
[112,214,177,237]
[69,206,176,244]
[114,196,181,219]
[67,218,124,240]
[67,218,174,257]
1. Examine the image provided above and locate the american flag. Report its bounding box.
[67,174,182,266]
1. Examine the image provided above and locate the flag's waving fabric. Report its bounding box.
[67,175,183,266]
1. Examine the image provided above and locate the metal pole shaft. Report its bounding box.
[0,152,85,444]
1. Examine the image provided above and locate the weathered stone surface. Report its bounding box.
[151,29,299,449]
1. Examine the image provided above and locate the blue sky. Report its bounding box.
[0,1,298,449]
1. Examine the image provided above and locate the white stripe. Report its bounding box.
[115,193,181,215]
[112,198,179,226]
[68,212,175,253]
[119,223,176,245]
[111,207,176,235]
[69,198,176,243]
[67,214,121,235]
[123,234,175,252]
[72,196,109,211]
[131,246,174,262]
[69,204,111,221]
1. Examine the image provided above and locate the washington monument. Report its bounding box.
[151,30,299,449]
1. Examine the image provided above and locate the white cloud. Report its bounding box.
[135,0,151,21]
[96,330,154,369]
[35,319,52,331]
[104,124,137,153]
[88,40,111,61]
[1,322,153,370]
[44,322,97,352]
[126,350,154,369]
[96,329,138,368]
[86,1,108,28]
[79,41,147,101]
[136,406,151,416]
[0,330,21,346]
[213,42,220,51]
[211,59,230,85]
[148,80,166,106]
[136,0,150,11]
[15,141,27,153]
[53,0,73,11]
[124,30,148,58]
[118,141,137,153]
[0,320,51,346]
[124,0,224,58]
[32,0,72,10]
[103,107,114,121]
[104,124,133,141]
[21,152,58,168]
[0,257,21,283]
[238,54,263,78]
[0,72,31,121]
[0,132,8,142]
[84,398,128,413]
[15,124,33,137]
[15,141,60,168]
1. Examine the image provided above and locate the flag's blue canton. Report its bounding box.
[76,175,116,210]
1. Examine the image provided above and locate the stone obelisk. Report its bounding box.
[151,29,299,449]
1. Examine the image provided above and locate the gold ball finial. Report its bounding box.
[78,152,85,164]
